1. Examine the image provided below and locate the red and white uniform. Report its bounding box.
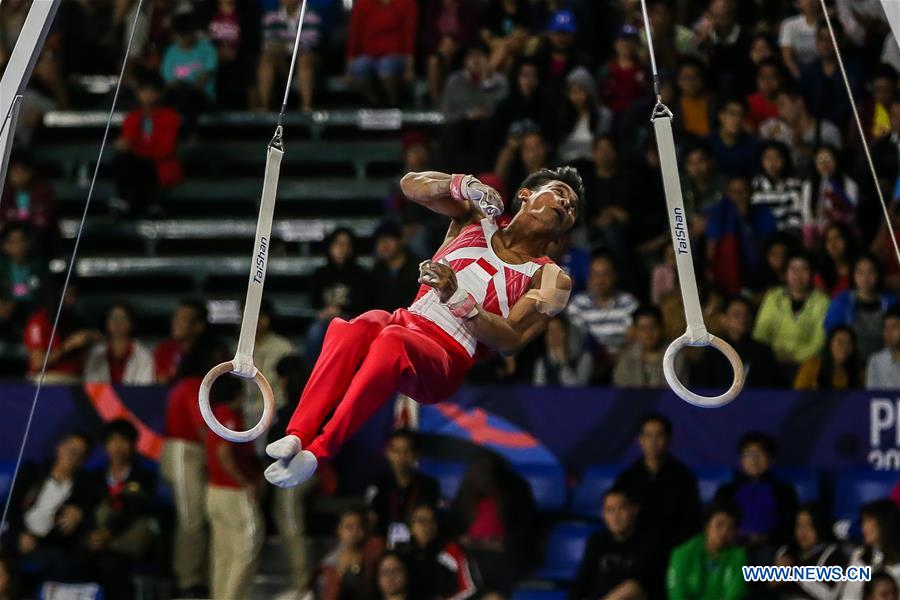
[410,216,553,357]
[286,216,556,462]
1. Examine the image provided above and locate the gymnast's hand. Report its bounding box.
[418,260,458,302]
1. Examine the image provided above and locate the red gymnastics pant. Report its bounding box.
[286,309,474,461]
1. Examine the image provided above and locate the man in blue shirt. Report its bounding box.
[161,11,218,118]
[707,98,760,178]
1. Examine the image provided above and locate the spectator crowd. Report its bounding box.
[2,0,900,597]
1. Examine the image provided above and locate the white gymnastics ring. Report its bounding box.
[199,360,276,442]
[663,334,744,408]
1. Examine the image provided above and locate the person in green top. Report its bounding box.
[0,223,49,342]
[667,500,748,600]
[752,251,829,377]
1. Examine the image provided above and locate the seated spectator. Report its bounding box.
[650,245,677,305]
[366,429,440,546]
[569,486,663,600]
[0,153,58,250]
[794,325,861,390]
[760,89,842,176]
[771,503,846,600]
[113,70,182,217]
[257,0,331,112]
[397,504,476,599]
[250,299,295,410]
[613,305,685,389]
[801,144,859,245]
[371,221,419,312]
[870,200,900,292]
[706,176,777,296]
[532,315,592,386]
[442,42,509,172]
[556,67,612,163]
[676,57,714,140]
[478,0,535,74]
[83,303,154,385]
[583,136,631,264]
[850,64,896,150]
[566,254,638,359]
[154,299,209,384]
[842,500,900,599]
[814,222,857,297]
[643,0,696,75]
[208,0,245,108]
[316,507,386,600]
[694,296,779,388]
[375,551,413,600]
[305,227,372,363]
[826,254,898,362]
[746,59,785,132]
[867,307,900,390]
[599,25,647,115]
[545,232,590,293]
[493,60,550,144]
[874,99,900,189]
[681,142,726,217]
[81,419,158,599]
[864,571,900,600]
[451,452,537,595]
[778,0,821,79]
[205,376,264,600]
[2,432,90,587]
[422,0,479,106]
[696,0,753,95]
[715,432,798,560]
[531,9,589,92]
[615,414,702,551]
[753,252,829,375]
[0,224,49,343]
[494,125,550,203]
[25,279,102,384]
[161,11,217,123]
[667,501,748,600]
[346,0,417,106]
[751,141,804,234]
[707,98,760,178]
[749,233,794,298]
[799,20,859,130]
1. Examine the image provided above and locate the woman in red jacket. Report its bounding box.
[112,70,182,216]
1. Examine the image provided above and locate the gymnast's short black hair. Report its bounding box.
[519,166,585,226]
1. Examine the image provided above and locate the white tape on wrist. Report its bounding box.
[444,287,478,320]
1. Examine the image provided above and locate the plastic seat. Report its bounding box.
[514,463,567,513]
[512,589,568,600]
[694,466,733,504]
[772,466,820,503]
[417,458,468,502]
[834,469,898,521]
[532,521,599,582]
[570,465,620,519]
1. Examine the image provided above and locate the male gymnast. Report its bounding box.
[265,167,583,487]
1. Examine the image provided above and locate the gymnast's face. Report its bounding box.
[518,182,578,233]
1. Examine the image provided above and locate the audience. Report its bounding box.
[0,153,58,249]
[397,504,476,599]
[0,224,49,343]
[753,252,829,377]
[866,306,900,390]
[250,299,296,411]
[843,500,900,599]
[204,375,265,600]
[161,11,218,122]
[599,25,647,116]
[555,67,611,163]
[613,305,683,388]
[81,419,158,599]
[83,303,155,384]
[778,0,821,79]
[374,551,413,600]
[370,221,421,312]
[316,507,386,600]
[616,414,702,551]
[771,502,846,600]
[367,429,440,546]
[346,0,418,106]
[532,315,591,387]
[750,141,804,234]
[707,98,760,178]
[154,299,209,385]
[715,432,798,562]
[667,500,748,600]
[569,486,663,600]
[113,70,182,217]
[794,325,861,390]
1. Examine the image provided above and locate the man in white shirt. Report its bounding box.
[866,307,900,389]
[3,432,90,581]
[779,0,822,78]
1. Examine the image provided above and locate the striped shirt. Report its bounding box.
[751,175,805,232]
[566,291,639,353]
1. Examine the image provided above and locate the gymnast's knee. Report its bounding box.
[324,310,389,341]
[370,326,413,368]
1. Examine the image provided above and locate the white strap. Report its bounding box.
[652,112,744,407]
[198,141,281,443]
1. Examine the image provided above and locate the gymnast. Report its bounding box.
[264,167,583,487]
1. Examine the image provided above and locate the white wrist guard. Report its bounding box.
[444,287,478,320]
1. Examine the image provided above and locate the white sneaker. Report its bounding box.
[265,450,318,488]
[266,434,302,460]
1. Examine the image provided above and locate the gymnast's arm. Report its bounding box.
[400,171,476,222]
[465,269,572,357]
